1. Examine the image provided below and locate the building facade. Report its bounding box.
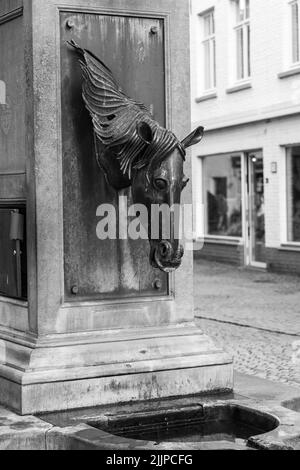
[191,0,300,273]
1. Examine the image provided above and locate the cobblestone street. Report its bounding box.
[194,260,300,388]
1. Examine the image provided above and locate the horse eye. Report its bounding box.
[154,178,168,191]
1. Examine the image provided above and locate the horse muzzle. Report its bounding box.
[150,241,184,273]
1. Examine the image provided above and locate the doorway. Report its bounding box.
[245,152,266,268]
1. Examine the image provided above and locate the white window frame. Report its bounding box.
[199,152,244,241]
[290,0,300,66]
[199,8,216,94]
[281,145,300,246]
[232,0,251,82]
[192,155,204,241]
[0,80,6,105]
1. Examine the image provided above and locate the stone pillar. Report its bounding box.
[0,0,233,415]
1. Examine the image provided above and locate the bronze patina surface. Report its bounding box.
[69,41,204,273]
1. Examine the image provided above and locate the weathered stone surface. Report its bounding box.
[0,406,52,450]
[42,374,300,450]
[0,0,232,415]
[1,374,300,450]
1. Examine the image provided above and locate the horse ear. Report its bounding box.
[181,126,204,149]
[136,121,154,145]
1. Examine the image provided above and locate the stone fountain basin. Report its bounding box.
[87,403,279,450]
[38,374,300,450]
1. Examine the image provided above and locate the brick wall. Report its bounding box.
[194,239,244,265]
[266,248,300,275]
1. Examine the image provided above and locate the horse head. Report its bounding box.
[69,40,204,273]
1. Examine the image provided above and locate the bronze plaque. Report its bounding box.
[60,12,168,300]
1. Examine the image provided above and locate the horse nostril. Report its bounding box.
[152,241,184,272]
[159,241,172,258]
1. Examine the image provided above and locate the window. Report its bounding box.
[0,205,27,300]
[291,0,300,64]
[0,80,5,105]
[233,0,251,80]
[203,155,242,237]
[201,9,216,90]
[287,147,300,242]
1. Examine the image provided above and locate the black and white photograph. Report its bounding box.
[0,0,300,456]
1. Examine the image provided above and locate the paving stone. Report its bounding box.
[194,260,300,389]
[195,318,300,389]
[194,260,300,336]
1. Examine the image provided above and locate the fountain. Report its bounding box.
[0,0,232,416]
[2,0,298,452]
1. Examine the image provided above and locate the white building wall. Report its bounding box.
[191,0,300,130]
[191,0,300,255]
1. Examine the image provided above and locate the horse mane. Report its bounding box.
[68,40,185,179]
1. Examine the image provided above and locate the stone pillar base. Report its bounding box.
[0,324,233,415]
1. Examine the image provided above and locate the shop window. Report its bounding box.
[0,205,27,300]
[287,147,300,242]
[203,154,242,237]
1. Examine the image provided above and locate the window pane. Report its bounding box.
[213,38,216,87]
[204,40,211,89]
[203,13,212,37]
[235,0,250,23]
[202,10,215,89]
[211,11,215,34]
[236,27,244,79]
[235,0,242,22]
[204,155,242,237]
[0,80,6,105]
[292,2,299,63]
[287,147,300,242]
[247,24,251,77]
[245,0,250,19]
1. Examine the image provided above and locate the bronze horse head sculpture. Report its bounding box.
[69,40,204,273]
